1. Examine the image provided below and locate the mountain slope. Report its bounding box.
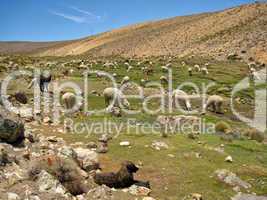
[1,2,267,61]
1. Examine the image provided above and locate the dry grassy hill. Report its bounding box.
[1,2,266,61]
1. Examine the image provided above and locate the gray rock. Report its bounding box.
[7,192,21,200]
[87,185,112,200]
[37,170,68,196]
[74,147,99,171]
[231,194,267,200]
[0,108,25,144]
[215,169,251,190]
[151,141,169,150]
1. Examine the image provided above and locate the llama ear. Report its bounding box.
[126,162,139,172]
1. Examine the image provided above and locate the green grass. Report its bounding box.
[1,55,267,199]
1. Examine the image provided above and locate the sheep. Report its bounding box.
[188,67,193,76]
[103,87,130,109]
[204,95,224,114]
[62,92,83,111]
[194,65,200,72]
[201,66,209,75]
[160,76,168,84]
[173,89,192,111]
[121,76,130,85]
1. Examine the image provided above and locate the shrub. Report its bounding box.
[215,121,231,134]
[245,129,265,143]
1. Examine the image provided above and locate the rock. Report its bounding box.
[120,141,130,146]
[37,170,68,196]
[74,148,99,171]
[97,142,108,154]
[7,192,21,200]
[43,116,52,124]
[58,146,77,160]
[231,194,267,200]
[151,141,169,150]
[18,107,33,121]
[110,107,122,117]
[0,111,25,144]
[87,185,112,200]
[86,142,97,149]
[225,156,233,163]
[98,134,112,143]
[24,129,37,143]
[0,145,10,166]
[128,185,151,196]
[215,169,251,190]
[14,91,28,104]
[191,193,203,200]
[143,197,156,200]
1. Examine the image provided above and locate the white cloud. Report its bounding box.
[49,6,104,24]
[69,6,102,20]
[50,10,86,23]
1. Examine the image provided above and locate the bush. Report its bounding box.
[215,121,231,134]
[245,129,265,143]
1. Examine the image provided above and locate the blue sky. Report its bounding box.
[0,0,257,41]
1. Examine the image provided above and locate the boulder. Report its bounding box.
[215,169,251,190]
[74,148,99,171]
[128,185,151,196]
[0,108,25,144]
[151,141,169,151]
[7,192,21,200]
[37,170,68,196]
[86,185,112,200]
[231,194,267,200]
[14,92,28,104]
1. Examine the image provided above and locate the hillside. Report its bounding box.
[1,2,266,61]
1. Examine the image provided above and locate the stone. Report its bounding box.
[215,169,251,190]
[37,170,68,195]
[128,185,151,196]
[0,145,10,166]
[231,194,267,200]
[151,141,169,150]
[143,197,156,200]
[120,141,130,146]
[191,193,203,200]
[58,146,77,160]
[7,192,21,200]
[0,111,25,144]
[14,91,28,104]
[86,142,98,149]
[43,116,52,124]
[74,147,99,171]
[225,156,233,163]
[97,142,108,154]
[87,185,112,200]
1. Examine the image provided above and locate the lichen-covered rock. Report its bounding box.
[37,170,68,196]
[231,194,267,200]
[215,169,251,190]
[0,107,24,144]
[74,148,99,172]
